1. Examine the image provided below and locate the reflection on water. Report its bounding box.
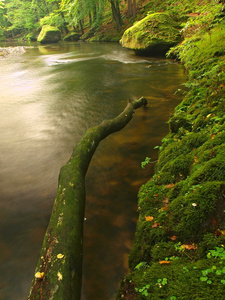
[0,42,186,300]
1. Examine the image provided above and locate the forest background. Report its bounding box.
[0,0,140,41]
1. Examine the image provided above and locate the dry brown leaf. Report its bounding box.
[164,183,175,189]
[152,222,160,228]
[181,244,197,250]
[170,235,177,241]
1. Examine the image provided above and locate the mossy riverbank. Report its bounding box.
[117,1,225,299]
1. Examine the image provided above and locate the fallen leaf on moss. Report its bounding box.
[215,229,225,236]
[170,235,177,241]
[57,253,64,259]
[165,183,175,189]
[163,197,169,204]
[158,206,168,212]
[214,229,221,236]
[152,222,160,228]
[159,261,171,265]
[57,271,63,281]
[181,244,197,250]
[145,216,154,222]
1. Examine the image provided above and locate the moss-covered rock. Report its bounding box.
[63,31,81,42]
[37,25,61,44]
[169,112,193,133]
[120,13,181,55]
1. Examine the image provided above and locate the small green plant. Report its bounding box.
[141,157,151,169]
[199,247,225,285]
[156,277,168,288]
[141,156,158,169]
[134,261,148,270]
[174,242,183,252]
[207,247,225,259]
[135,284,150,296]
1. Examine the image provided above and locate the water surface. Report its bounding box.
[0,42,186,299]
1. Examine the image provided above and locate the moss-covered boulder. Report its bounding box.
[120,13,181,55]
[63,31,81,42]
[37,25,61,44]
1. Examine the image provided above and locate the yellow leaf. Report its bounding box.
[57,253,64,259]
[159,261,171,265]
[145,216,154,222]
[35,272,44,279]
[57,271,63,281]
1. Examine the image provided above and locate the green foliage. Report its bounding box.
[40,12,65,28]
[5,0,38,33]
[141,157,151,169]
[135,261,148,270]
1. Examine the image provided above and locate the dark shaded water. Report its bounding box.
[0,42,186,300]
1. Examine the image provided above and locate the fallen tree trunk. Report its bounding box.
[27,97,147,300]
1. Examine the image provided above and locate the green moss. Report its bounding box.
[169,182,225,241]
[169,112,193,133]
[37,25,61,43]
[118,1,225,299]
[150,241,177,262]
[130,257,225,300]
[129,223,168,269]
[161,153,193,180]
[191,156,225,183]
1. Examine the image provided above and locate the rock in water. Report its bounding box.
[63,32,81,42]
[37,25,61,44]
[120,13,181,56]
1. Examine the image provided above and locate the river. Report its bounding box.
[0,42,186,300]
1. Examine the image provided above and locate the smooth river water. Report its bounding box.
[0,42,186,300]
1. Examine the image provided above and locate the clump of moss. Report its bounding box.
[120,12,181,55]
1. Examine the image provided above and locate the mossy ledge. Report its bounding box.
[27,97,147,300]
[117,1,225,299]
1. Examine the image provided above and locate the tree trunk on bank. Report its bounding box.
[27,97,147,300]
[109,0,123,29]
[128,0,136,18]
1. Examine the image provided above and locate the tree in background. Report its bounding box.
[60,0,106,33]
[108,0,122,29]
[5,0,37,37]
[0,0,8,38]
[0,0,137,39]
[127,0,136,18]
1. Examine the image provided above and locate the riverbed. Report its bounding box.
[0,42,186,300]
